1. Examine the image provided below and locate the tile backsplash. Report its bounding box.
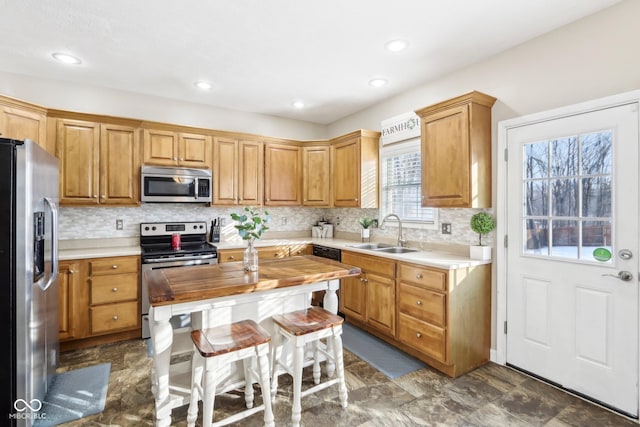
[59,204,494,247]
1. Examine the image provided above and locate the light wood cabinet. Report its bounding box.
[57,119,140,206]
[58,260,80,341]
[331,130,379,208]
[217,244,299,263]
[302,145,331,207]
[415,91,496,208]
[264,142,301,206]
[143,129,211,168]
[212,136,263,205]
[0,101,48,152]
[341,251,396,337]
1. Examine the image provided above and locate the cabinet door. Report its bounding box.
[264,143,301,206]
[213,137,238,205]
[421,105,470,207]
[366,272,396,337]
[0,106,47,150]
[238,140,263,206]
[100,124,140,205]
[143,129,178,165]
[57,119,100,205]
[179,132,211,168]
[302,145,330,207]
[59,261,80,341]
[332,137,360,207]
[340,274,365,322]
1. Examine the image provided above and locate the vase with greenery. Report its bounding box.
[469,212,495,260]
[230,206,270,271]
[359,217,374,242]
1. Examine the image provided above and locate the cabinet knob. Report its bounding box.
[173,157,177,161]
[93,194,98,198]
[416,333,422,338]
[274,253,280,257]
[416,300,422,305]
[112,265,118,269]
[100,195,106,199]
[113,315,118,321]
[359,277,364,282]
[179,158,184,161]
[229,256,235,260]
[112,287,118,292]
[416,274,423,279]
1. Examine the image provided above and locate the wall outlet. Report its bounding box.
[281,217,288,225]
[116,219,123,230]
[220,217,227,226]
[441,222,452,234]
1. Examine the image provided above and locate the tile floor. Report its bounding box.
[56,339,635,426]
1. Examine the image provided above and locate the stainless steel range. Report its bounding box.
[140,221,217,338]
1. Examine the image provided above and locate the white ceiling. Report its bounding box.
[0,0,622,125]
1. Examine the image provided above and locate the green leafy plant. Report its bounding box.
[230,206,270,240]
[470,212,495,246]
[359,217,374,229]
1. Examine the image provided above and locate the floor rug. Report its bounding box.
[341,322,425,379]
[33,363,111,427]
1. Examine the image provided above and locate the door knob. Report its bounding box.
[602,271,633,281]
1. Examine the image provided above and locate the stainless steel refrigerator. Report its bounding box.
[0,138,59,426]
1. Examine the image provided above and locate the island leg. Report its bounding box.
[150,306,174,427]
[323,279,340,376]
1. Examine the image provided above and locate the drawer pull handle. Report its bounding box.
[113,315,118,321]
[112,287,118,292]
[274,253,280,257]
[416,274,423,279]
[416,333,422,338]
[112,265,118,269]
[416,300,422,305]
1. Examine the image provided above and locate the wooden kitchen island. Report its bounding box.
[145,255,361,427]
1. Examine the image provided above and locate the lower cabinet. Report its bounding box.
[217,244,311,263]
[59,255,141,351]
[340,251,491,378]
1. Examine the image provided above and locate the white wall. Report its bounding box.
[0,70,327,141]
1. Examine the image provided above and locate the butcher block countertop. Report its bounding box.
[146,255,361,307]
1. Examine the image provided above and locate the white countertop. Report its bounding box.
[59,236,490,270]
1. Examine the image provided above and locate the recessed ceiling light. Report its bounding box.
[51,52,82,65]
[292,101,305,109]
[384,39,409,53]
[368,78,388,88]
[194,81,212,90]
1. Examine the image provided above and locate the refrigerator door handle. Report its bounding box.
[42,197,58,291]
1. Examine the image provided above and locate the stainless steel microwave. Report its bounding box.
[141,165,212,203]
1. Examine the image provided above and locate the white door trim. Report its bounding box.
[495,90,640,372]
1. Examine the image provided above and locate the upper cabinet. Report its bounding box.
[0,97,48,153]
[212,136,263,206]
[302,145,331,207]
[264,142,301,206]
[143,128,211,168]
[331,130,380,208]
[415,91,496,208]
[56,119,140,206]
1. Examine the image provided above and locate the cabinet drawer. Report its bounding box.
[258,246,288,259]
[342,251,395,278]
[91,273,138,305]
[90,301,139,334]
[398,313,446,363]
[398,263,446,291]
[398,282,446,327]
[90,257,138,275]
[217,249,244,263]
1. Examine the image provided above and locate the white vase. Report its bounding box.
[470,245,492,260]
[361,228,370,242]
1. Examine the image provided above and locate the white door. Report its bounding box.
[506,102,639,416]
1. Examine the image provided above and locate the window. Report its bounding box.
[380,138,437,227]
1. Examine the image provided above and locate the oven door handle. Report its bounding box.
[143,253,217,264]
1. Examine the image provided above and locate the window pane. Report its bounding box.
[524,219,549,256]
[551,137,578,177]
[582,176,611,218]
[581,131,612,175]
[524,180,548,216]
[551,178,578,217]
[551,220,578,259]
[524,141,548,179]
[581,220,612,261]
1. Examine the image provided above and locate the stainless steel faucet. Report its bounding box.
[380,213,408,247]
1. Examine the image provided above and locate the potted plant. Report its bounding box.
[469,212,495,260]
[359,217,374,242]
[230,206,270,271]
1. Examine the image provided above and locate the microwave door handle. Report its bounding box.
[194,178,199,199]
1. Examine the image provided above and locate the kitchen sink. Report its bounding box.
[374,247,419,254]
[348,243,394,250]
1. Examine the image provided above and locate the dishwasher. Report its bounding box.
[311,244,343,315]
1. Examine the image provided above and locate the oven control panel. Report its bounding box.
[140,221,207,236]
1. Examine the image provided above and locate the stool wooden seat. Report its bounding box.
[187,319,274,427]
[271,307,348,427]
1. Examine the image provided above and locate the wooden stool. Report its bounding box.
[271,306,348,427]
[186,320,274,427]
